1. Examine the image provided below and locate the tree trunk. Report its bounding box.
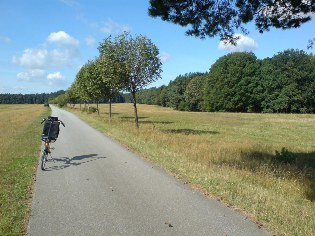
[132,92,139,128]
[109,99,112,124]
[97,101,100,115]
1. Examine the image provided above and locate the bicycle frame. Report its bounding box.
[41,140,50,170]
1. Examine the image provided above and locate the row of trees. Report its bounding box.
[61,32,162,128]
[0,90,65,104]
[136,49,315,113]
[49,91,126,108]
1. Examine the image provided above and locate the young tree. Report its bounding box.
[98,32,162,128]
[68,80,83,109]
[148,0,314,44]
[83,59,105,114]
[95,56,121,122]
[74,63,90,108]
[66,85,80,108]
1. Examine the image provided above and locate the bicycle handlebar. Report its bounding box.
[41,117,65,127]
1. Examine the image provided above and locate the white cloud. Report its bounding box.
[85,36,95,47]
[159,52,171,62]
[100,19,131,34]
[47,72,64,80]
[8,32,73,91]
[17,72,30,81]
[12,31,80,69]
[17,69,46,81]
[218,34,258,52]
[12,48,48,68]
[0,35,11,43]
[47,31,79,47]
[47,72,68,87]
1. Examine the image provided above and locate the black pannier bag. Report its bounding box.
[42,116,60,141]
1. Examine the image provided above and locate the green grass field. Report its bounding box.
[68,103,315,236]
[0,105,49,235]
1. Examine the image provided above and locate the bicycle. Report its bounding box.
[40,116,65,170]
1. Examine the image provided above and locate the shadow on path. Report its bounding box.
[44,154,107,171]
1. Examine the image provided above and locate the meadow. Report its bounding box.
[0,105,48,235]
[68,103,315,236]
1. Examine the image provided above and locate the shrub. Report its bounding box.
[178,101,189,111]
[275,147,296,164]
[88,107,97,113]
[82,106,97,113]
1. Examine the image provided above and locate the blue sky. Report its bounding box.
[0,0,314,94]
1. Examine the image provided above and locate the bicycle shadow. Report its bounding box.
[44,154,107,171]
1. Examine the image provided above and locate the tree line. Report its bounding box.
[4,48,314,115]
[0,90,65,104]
[136,49,315,113]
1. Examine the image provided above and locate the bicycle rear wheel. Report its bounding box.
[41,151,48,170]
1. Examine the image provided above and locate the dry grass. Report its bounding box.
[68,103,315,236]
[0,104,48,235]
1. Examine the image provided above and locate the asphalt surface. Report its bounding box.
[27,105,270,236]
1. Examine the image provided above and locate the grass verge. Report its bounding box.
[67,103,315,236]
[0,105,49,235]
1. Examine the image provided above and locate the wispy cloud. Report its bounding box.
[17,69,46,81]
[59,0,81,8]
[85,36,96,47]
[47,72,68,87]
[0,35,11,43]
[159,52,171,62]
[218,34,258,52]
[100,19,131,34]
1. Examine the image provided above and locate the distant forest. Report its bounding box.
[0,90,127,105]
[0,90,65,104]
[136,49,315,113]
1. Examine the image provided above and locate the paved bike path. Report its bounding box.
[27,106,270,236]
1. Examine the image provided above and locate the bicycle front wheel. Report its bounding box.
[41,151,48,170]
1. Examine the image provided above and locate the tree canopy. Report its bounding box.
[203,52,261,112]
[260,49,315,113]
[136,49,315,113]
[148,0,314,43]
[98,32,162,128]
